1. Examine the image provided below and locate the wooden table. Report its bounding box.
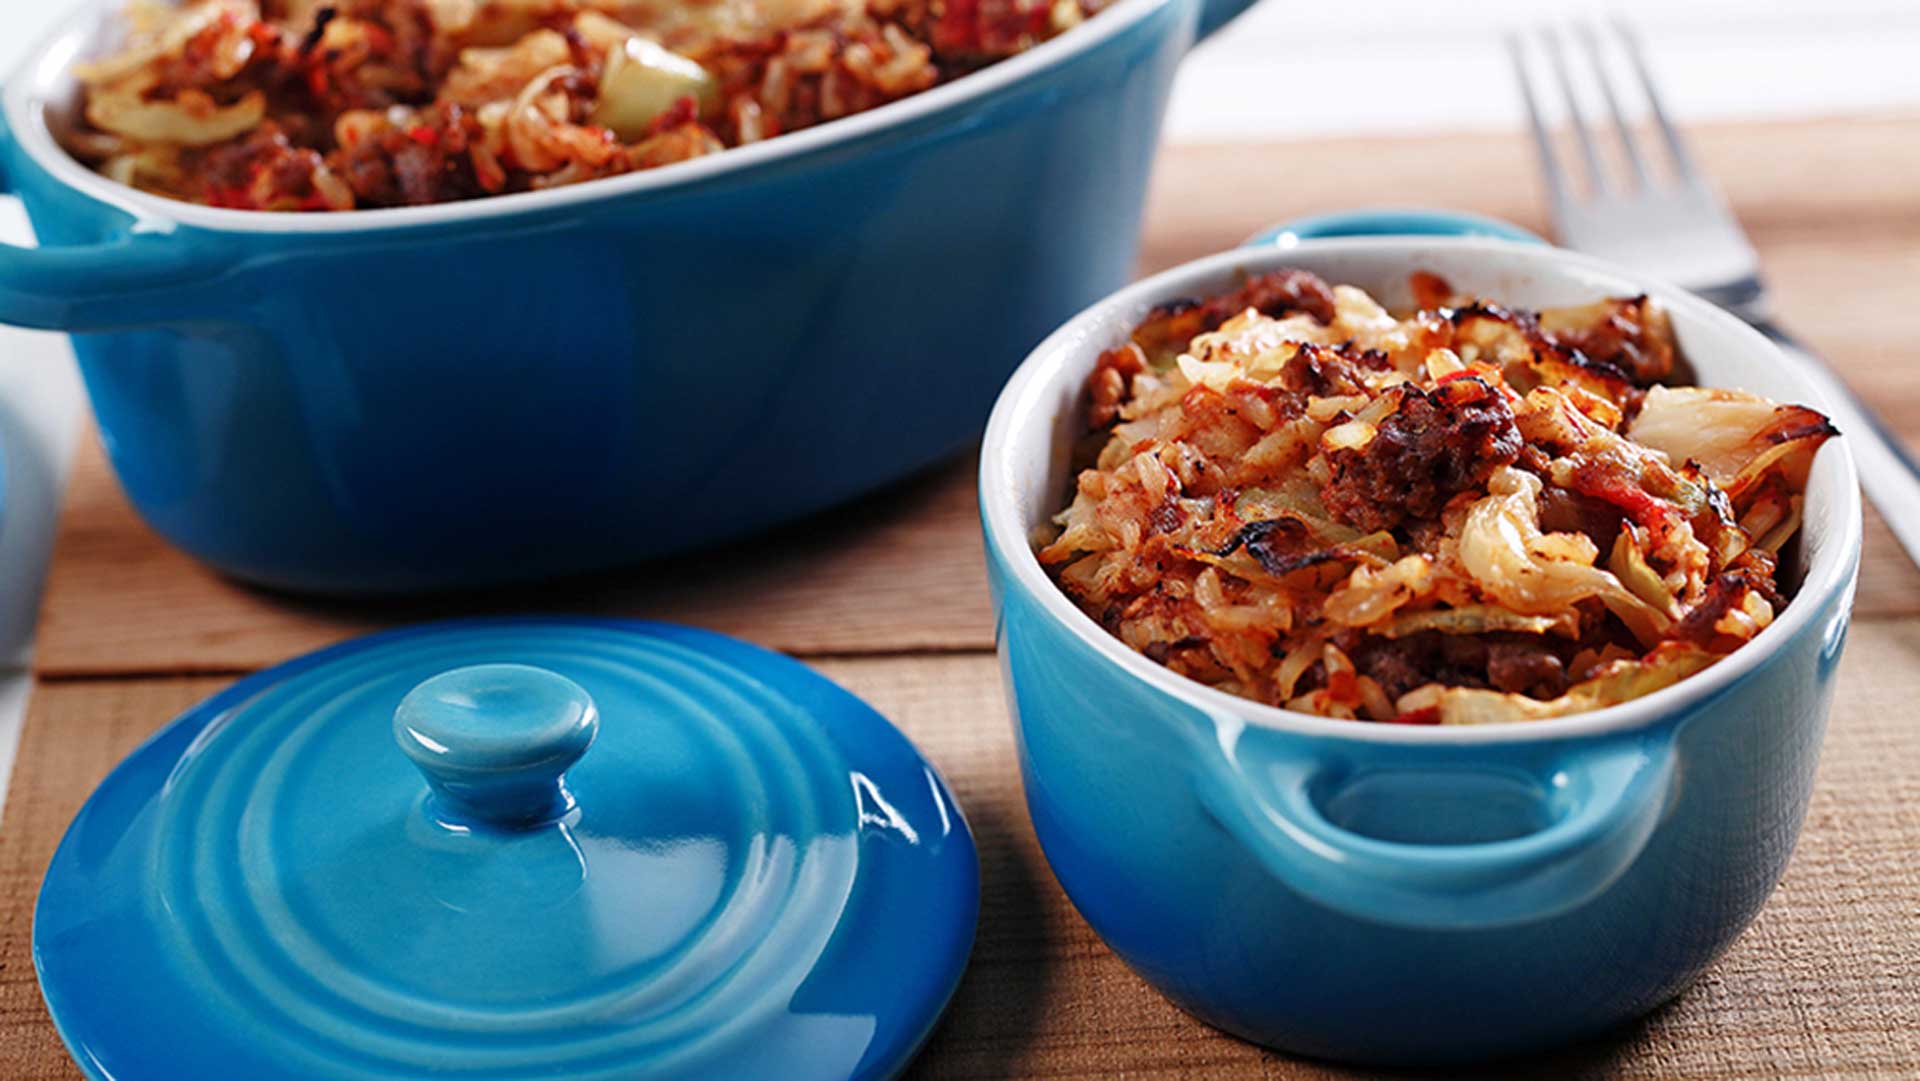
[4,116,1919,1079]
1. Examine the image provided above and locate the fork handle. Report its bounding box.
[1749,318,1920,568]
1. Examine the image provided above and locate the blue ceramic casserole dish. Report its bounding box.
[0,0,1254,594]
[978,223,1862,1064]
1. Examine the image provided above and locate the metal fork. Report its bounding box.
[1509,22,1920,568]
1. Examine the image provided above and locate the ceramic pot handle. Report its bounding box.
[1198,733,1677,930]
[0,228,235,332]
[1240,208,1548,248]
[0,112,231,332]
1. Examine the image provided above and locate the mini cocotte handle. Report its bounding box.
[1197,731,1678,930]
[0,109,234,332]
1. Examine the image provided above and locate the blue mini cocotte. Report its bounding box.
[977,214,1861,1063]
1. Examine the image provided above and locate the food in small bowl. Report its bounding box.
[64,0,1107,210]
[979,225,1859,1063]
[1039,268,1833,723]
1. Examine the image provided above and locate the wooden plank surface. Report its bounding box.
[32,444,996,676]
[4,635,1917,1080]
[29,114,1920,678]
[1137,114,1920,266]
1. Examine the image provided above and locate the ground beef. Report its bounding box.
[1234,269,1340,325]
[1277,342,1380,398]
[333,132,480,206]
[1356,639,1432,701]
[1486,641,1569,697]
[1537,483,1625,553]
[1321,376,1522,533]
[1358,632,1571,702]
[1356,633,1494,700]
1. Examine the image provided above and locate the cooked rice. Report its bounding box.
[1039,269,1837,724]
[62,0,1105,209]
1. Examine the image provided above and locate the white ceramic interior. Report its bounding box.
[980,236,1862,744]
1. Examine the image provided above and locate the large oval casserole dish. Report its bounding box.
[0,0,1256,594]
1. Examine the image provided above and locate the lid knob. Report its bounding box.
[393,664,598,828]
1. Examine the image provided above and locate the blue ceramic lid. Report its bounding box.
[35,618,978,1081]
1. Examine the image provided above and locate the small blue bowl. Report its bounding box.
[979,213,1861,1064]
[0,0,1255,594]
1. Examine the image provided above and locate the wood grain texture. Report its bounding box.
[4,633,1917,1080]
[0,677,230,1080]
[32,442,996,677]
[29,114,1920,678]
[1137,113,1920,274]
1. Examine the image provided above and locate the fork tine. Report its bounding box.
[1506,32,1571,207]
[1541,27,1609,195]
[1577,23,1652,189]
[1616,18,1700,180]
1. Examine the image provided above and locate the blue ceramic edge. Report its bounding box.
[1242,208,1547,248]
[1196,0,1259,39]
[32,616,981,1081]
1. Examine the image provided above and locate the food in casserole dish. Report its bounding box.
[1038,269,1837,723]
[60,0,1105,209]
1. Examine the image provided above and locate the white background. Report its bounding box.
[1,0,1917,809]
[1170,0,1920,141]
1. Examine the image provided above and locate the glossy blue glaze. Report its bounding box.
[393,664,601,825]
[988,541,1853,1063]
[979,213,1864,1063]
[1242,208,1547,248]
[0,0,1254,594]
[35,619,979,1080]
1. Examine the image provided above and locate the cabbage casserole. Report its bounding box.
[60,0,1105,209]
[1039,269,1837,724]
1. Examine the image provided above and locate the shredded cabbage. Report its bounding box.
[1456,467,1671,644]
